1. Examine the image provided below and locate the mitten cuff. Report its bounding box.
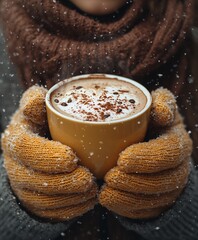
[0,155,72,240]
[117,163,198,240]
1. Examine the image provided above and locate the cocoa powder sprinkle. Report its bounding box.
[117,109,122,113]
[51,79,145,122]
[61,102,68,106]
[129,99,135,104]
[67,98,72,103]
[119,90,129,93]
[104,114,110,119]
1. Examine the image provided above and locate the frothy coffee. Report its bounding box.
[51,77,147,122]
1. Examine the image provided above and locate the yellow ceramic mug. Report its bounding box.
[45,74,152,179]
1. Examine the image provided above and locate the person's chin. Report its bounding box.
[68,0,126,16]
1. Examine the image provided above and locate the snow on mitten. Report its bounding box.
[1,86,98,222]
[99,88,192,219]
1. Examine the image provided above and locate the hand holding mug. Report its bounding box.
[2,76,192,221]
[45,74,152,179]
[99,88,192,219]
[1,86,98,221]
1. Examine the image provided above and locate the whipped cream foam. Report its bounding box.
[51,78,147,122]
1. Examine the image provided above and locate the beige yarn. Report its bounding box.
[105,160,190,194]
[27,198,97,222]
[99,183,185,219]
[4,155,94,195]
[11,183,98,210]
[118,121,192,174]
[1,87,78,174]
[1,86,193,220]
[20,85,47,125]
[99,186,183,212]
[1,86,98,221]
[2,124,78,174]
[151,88,176,127]
[99,88,192,219]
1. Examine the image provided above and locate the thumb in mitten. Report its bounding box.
[99,88,192,219]
[1,86,98,221]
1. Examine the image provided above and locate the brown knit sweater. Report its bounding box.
[0,0,194,92]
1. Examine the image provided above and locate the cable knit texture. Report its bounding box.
[0,0,193,93]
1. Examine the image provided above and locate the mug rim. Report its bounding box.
[45,74,152,125]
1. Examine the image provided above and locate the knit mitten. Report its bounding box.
[1,86,98,222]
[0,155,72,240]
[99,88,192,219]
[118,165,198,240]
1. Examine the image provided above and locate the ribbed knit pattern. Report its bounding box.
[118,122,192,173]
[12,184,98,210]
[2,111,79,174]
[99,186,184,219]
[2,84,193,221]
[20,85,48,125]
[151,88,176,127]
[4,155,95,195]
[99,104,192,219]
[1,86,98,221]
[0,156,72,240]
[0,0,193,93]
[118,165,198,240]
[104,160,189,194]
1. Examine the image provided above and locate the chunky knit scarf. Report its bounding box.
[0,0,194,91]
